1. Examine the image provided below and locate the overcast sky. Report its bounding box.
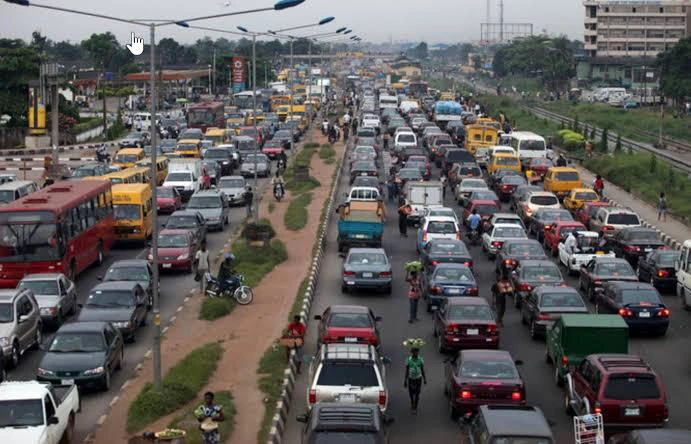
[1,0,583,45]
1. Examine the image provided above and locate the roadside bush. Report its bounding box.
[127,342,223,432]
[284,192,312,231]
[199,298,235,321]
[554,129,585,151]
[257,345,287,443]
[319,144,336,160]
[232,238,288,288]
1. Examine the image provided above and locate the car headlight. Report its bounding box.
[40,307,58,316]
[0,337,9,347]
[37,368,56,377]
[83,366,105,375]
[222,161,229,165]
[177,253,189,260]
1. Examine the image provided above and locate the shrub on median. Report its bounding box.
[127,342,223,433]
[199,297,235,321]
[284,192,312,231]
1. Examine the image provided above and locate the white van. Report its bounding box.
[508,131,547,161]
[403,181,443,226]
[379,94,398,110]
[677,240,691,309]
[592,87,627,103]
[394,131,418,153]
[0,180,39,206]
[132,112,152,130]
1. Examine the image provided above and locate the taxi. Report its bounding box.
[543,167,582,199]
[174,139,202,158]
[563,188,600,212]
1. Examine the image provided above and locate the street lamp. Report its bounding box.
[3,0,306,390]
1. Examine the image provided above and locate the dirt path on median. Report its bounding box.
[92,130,344,444]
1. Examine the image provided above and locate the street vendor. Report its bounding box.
[195,392,225,444]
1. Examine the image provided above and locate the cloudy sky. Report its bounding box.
[1,0,583,45]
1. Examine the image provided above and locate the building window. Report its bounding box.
[632,7,636,13]
[605,7,609,12]
[659,7,664,13]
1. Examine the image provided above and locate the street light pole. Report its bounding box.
[289,38,294,152]
[308,39,312,126]
[251,33,259,220]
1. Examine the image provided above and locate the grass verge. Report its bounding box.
[127,342,223,433]
[285,143,320,194]
[585,153,691,220]
[256,344,287,444]
[199,298,235,321]
[167,391,236,444]
[319,144,336,161]
[284,192,313,231]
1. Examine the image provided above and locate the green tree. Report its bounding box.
[614,135,622,153]
[0,39,41,127]
[572,115,579,133]
[649,153,657,173]
[81,32,118,71]
[158,38,183,66]
[599,128,609,152]
[589,126,596,140]
[656,37,691,105]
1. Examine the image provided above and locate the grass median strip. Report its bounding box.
[284,192,313,231]
[285,143,320,194]
[256,344,287,444]
[127,342,223,433]
[167,391,236,444]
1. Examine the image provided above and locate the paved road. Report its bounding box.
[284,141,691,442]
[7,173,270,442]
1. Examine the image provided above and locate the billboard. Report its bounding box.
[231,56,246,93]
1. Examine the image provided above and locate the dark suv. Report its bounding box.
[296,403,392,444]
[466,405,554,444]
[565,354,668,431]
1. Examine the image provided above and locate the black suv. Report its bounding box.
[297,403,392,444]
[466,405,554,444]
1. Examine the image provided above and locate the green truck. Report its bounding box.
[545,314,628,386]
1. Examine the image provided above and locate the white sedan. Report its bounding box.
[362,114,380,129]
[557,231,615,275]
[482,223,528,258]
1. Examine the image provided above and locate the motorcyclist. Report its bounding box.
[217,253,239,292]
[467,209,482,232]
[271,171,285,198]
[96,144,109,162]
[556,154,567,167]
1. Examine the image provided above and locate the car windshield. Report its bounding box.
[329,313,373,328]
[555,171,579,181]
[621,289,661,305]
[219,178,245,188]
[353,178,378,187]
[0,214,63,263]
[608,213,640,225]
[430,242,465,254]
[347,252,387,265]
[353,161,375,171]
[531,195,559,206]
[428,221,457,234]
[604,374,660,400]
[87,289,135,307]
[113,204,141,221]
[18,279,58,295]
[0,303,13,322]
[157,188,176,198]
[575,192,598,200]
[205,150,227,159]
[105,266,149,282]
[434,267,473,281]
[656,252,680,267]
[314,433,378,444]
[496,157,519,166]
[595,262,634,276]
[317,362,378,387]
[503,176,526,185]
[399,169,421,179]
[48,331,106,353]
[166,172,192,182]
[158,234,189,248]
[115,154,138,163]
[508,243,543,256]
[494,226,526,238]
[243,154,267,163]
[491,437,552,444]
[540,210,572,222]
[459,360,518,379]
[471,191,498,201]
[628,231,658,241]
[531,158,552,166]
[188,196,221,209]
[398,134,415,143]
[167,215,198,228]
[541,292,584,308]
[447,304,493,320]
[71,167,97,178]
[0,400,44,427]
[495,218,522,227]
[463,180,486,189]
[523,266,561,281]
[520,140,546,151]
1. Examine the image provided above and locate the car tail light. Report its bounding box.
[343,271,355,276]
[544,224,552,231]
[460,390,472,399]
[624,245,640,252]
[446,323,460,334]
[561,355,568,367]
[658,308,670,317]
[603,225,615,231]
[422,231,428,242]
[618,308,634,317]
[431,286,442,295]
[378,390,387,406]
[486,324,497,334]
[431,260,439,266]
[594,402,602,414]
[502,185,510,190]
[504,259,515,266]
[511,391,522,401]
[518,283,533,292]
[466,287,479,296]
[657,270,669,278]
[593,280,602,286]
[537,313,551,321]
[308,389,316,404]
[464,261,473,268]
[492,241,503,247]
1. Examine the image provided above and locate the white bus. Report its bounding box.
[379,94,398,110]
[507,131,547,161]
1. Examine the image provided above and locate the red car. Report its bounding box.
[525,157,553,181]
[156,186,182,214]
[240,126,263,146]
[444,349,526,419]
[576,201,610,229]
[313,305,382,347]
[150,229,198,273]
[433,297,499,352]
[543,221,587,256]
[261,139,285,159]
[463,200,500,227]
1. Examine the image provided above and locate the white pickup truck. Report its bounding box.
[0,381,80,444]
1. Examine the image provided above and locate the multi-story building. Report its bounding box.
[578,0,691,90]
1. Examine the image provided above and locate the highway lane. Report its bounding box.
[6,175,269,442]
[284,141,691,442]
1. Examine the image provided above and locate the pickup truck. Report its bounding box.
[0,381,80,444]
[337,200,385,252]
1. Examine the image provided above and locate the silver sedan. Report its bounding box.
[341,248,392,294]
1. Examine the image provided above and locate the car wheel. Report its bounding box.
[529,320,537,340]
[544,346,552,364]
[554,364,564,387]
[449,401,460,420]
[10,342,20,368]
[31,326,42,350]
[102,368,111,391]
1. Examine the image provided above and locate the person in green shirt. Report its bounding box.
[404,347,427,414]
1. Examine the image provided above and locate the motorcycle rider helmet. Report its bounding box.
[223,252,235,262]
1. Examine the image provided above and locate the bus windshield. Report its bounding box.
[188,110,215,126]
[113,204,141,221]
[0,212,63,262]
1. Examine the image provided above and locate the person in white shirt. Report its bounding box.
[195,240,211,292]
[564,232,578,255]
[343,113,351,125]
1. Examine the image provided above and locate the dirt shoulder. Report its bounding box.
[91,130,345,444]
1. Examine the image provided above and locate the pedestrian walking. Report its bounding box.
[491,265,513,327]
[406,270,421,323]
[195,240,211,293]
[593,175,604,198]
[194,391,225,444]
[657,192,667,222]
[403,342,426,415]
[243,186,254,219]
[398,197,411,238]
[440,175,447,198]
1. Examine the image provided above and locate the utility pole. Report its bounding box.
[499,0,504,43]
[212,47,217,95]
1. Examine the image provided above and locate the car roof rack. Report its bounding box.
[597,355,651,371]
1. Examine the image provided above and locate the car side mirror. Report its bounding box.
[18,315,30,323]
[47,416,59,425]
[375,316,383,322]
[514,359,524,366]
[296,414,308,423]
[313,315,322,320]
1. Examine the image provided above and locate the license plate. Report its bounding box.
[639,312,651,318]
[360,172,367,176]
[346,281,355,285]
[354,234,367,239]
[338,394,356,403]
[362,272,373,278]
[448,288,461,294]
[624,407,640,416]
[467,328,479,335]
[644,248,652,252]
[596,251,604,255]
[344,337,358,343]
[162,263,172,268]
[61,379,74,385]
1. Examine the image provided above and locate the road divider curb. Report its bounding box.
[266,143,346,444]
[0,141,119,156]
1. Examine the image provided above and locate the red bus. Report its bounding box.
[187,102,225,132]
[0,181,115,287]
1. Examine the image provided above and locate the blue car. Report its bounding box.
[422,263,478,312]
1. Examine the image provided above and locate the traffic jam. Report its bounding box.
[0,78,317,440]
[286,76,691,444]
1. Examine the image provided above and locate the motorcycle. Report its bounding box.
[467,228,480,246]
[276,159,287,174]
[204,273,254,305]
[96,145,110,163]
[273,183,285,202]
